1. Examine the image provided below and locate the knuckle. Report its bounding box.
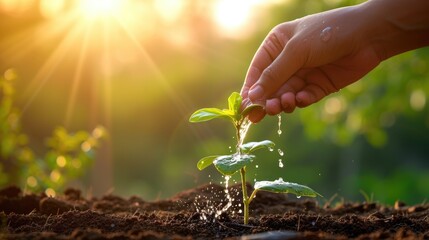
[261,66,281,84]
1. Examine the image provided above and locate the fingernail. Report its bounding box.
[249,85,264,101]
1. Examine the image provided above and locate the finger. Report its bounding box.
[247,107,266,123]
[281,92,296,113]
[245,25,291,101]
[249,42,306,103]
[241,66,260,99]
[273,75,306,97]
[296,84,328,107]
[266,98,282,115]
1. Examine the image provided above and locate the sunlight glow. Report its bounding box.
[78,0,122,19]
[213,0,252,35]
[155,0,184,23]
[39,0,65,19]
[0,0,34,15]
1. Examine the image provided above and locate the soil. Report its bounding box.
[1,184,428,240]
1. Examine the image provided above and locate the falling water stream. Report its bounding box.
[195,115,286,221]
[277,114,285,168]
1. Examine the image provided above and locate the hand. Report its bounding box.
[241,4,381,123]
[241,0,429,123]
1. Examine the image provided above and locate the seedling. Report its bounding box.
[190,92,321,224]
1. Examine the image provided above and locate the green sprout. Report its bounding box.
[190,92,321,224]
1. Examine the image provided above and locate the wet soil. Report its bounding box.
[1,184,428,239]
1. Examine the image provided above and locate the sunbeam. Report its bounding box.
[21,23,85,114]
[64,22,92,128]
[1,11,77,64]
[114,16,191,118]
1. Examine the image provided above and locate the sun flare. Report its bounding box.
[78,0,122,19]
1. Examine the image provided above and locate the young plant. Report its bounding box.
[190,92,321,224]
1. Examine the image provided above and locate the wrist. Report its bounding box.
[358,0,429,60]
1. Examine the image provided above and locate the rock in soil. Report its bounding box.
[0,184,428,239]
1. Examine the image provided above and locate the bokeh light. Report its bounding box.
[1,0,428,206]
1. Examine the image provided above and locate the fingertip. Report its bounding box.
[296,91,313,108]
[266,98,282,115]
[281,92,296,113]
[247,107,265,123]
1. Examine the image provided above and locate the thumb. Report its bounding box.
[249,40,304,103]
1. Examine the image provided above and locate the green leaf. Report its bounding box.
[254,178,322,197]
[197,155,219,170]
[240,140,275,154]
[213,154,255,176]
[241,103,264,117]
[228,92,242,116]
[189,108,233,123]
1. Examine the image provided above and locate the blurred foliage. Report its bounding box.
[0,70,106,195]
[0,0,428,204]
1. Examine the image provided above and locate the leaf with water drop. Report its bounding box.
[213,154,255,175]
[189,108,234,123]
[254,179,322,197]
[240,140,275,154]
[197,155,220,170]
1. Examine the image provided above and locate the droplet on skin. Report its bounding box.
[320,26,332,42]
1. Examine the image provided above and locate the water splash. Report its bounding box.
[320,26,332,42]
[216,175,233,218]
[193,176,235,222]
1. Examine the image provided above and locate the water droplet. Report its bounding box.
[277,114,282,136]
[320,26,332,42]
[296,195,302,199]
[269,147,274,152]
[255,165,259,168]
[311,221,316,226]
[278,159,284,168]
[318,173,322,176]
[277,149,284,156]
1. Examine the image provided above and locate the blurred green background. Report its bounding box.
[0,0,428,205]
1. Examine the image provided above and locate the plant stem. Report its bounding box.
[240,167,249,224]
[248,189,258,205]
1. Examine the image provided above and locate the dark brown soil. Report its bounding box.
[0,184,428,239]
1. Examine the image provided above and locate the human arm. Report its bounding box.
[241,0,429,123]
